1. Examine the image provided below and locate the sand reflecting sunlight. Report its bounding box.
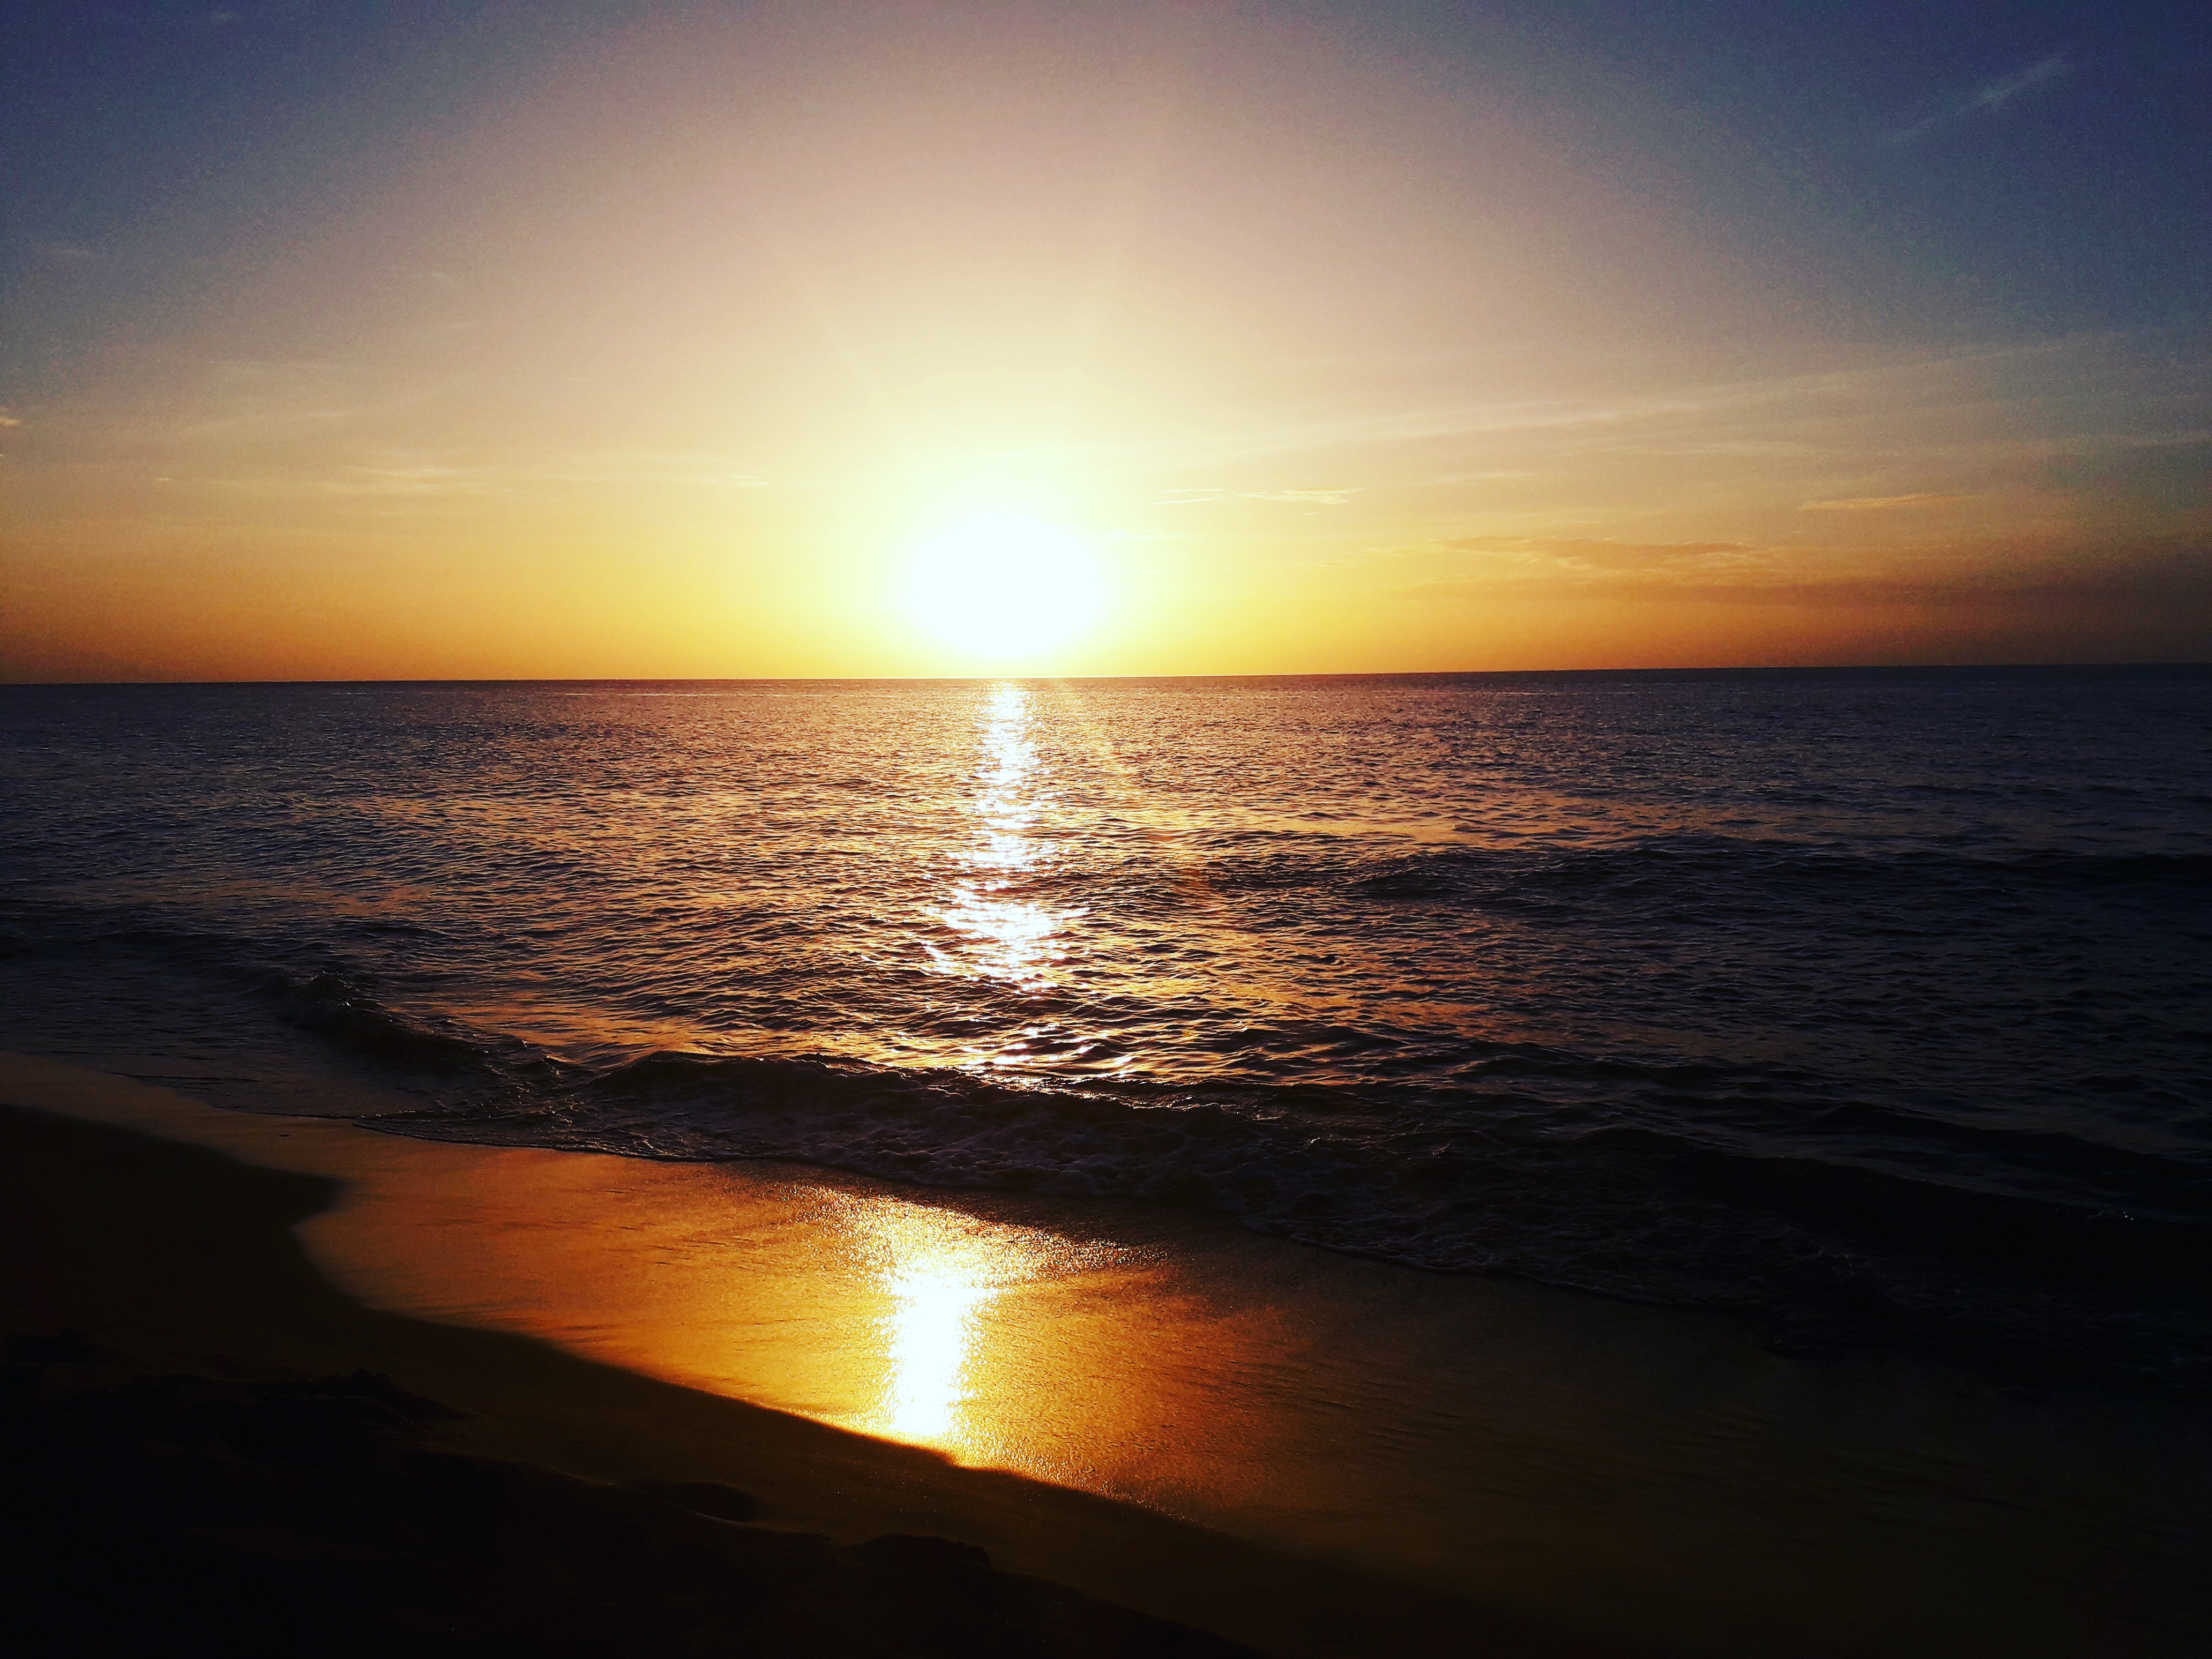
[878,1259,1000,1440]
[835,1195,1073,1454]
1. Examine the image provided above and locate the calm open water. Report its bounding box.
[4,669,2208,1386]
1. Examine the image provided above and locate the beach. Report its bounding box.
[6,1051,2207,1656]
[0,1053,1630,1658]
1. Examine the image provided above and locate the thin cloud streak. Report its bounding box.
[1801,494,1972,511]
[1243,488,1361,505]
[200,451,775,499]
[1883,52,2071,146]
[1053,337,2117,480]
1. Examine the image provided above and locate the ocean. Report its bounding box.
[4,667,2207,1389]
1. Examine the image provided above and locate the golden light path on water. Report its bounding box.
[876,682,1090,1446]
[829,683,1329,1454]
[930,682,1078,992]
[813,683,1380,1454]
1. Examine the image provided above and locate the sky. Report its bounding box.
[3,1,2208,679]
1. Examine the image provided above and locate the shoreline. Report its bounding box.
[5,1052,2209,1656]
[0,1054,1644,1659]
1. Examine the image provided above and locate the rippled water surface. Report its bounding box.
[4,669,2208,1385]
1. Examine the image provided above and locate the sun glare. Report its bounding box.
[902,513,1105,659]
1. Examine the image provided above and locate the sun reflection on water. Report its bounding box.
[880,1262,1002,1441]
[834,1196,1097,1453]
[931,683,1084,992]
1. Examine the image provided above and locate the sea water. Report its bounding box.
[4,668,2206,1387]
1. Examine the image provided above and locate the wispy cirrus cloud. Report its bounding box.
[1434,536,1761,576]
[1883,53,2071,145]
[1800,492,1972,511]
[208,450,773,499]
[1244,487,1361,505]
[1093,338,2109,483]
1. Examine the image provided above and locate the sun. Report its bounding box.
[901,513,1105,660]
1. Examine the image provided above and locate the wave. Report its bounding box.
[255,967,564,1082]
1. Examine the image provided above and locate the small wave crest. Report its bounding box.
[249,965,575,1094]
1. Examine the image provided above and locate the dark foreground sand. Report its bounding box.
[0,1061,1653,1659]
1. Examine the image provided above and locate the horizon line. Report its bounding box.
[5,660,2208,690]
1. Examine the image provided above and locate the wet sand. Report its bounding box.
[5,1052,2208,1656]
